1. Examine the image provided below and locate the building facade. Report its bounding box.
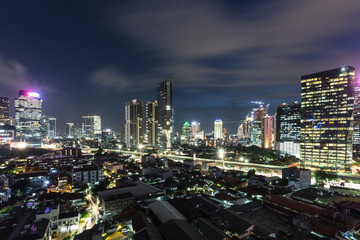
[65,122,75,138]
[47,117,57,139]
[275,102,301,158]
[180,122,191,144]
[261,115,273,149]
[82,115,101,139]
[146,100,158,146]
[214,119,223,140]
[158,77,174,151]
[0,97,9,125]
[15,90,42,147]
[125,99,143,147]
[300,66,355,171]
[250,107,268,147]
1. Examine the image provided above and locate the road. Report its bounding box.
[86,194,99,229]
[97,148,360,181]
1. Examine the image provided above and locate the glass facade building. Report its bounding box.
[15,90,42,147]
[214,119,223,139]
[0,97,9,125]
[125,99,143,147]
[275,102,301,158]
[82,115,101,139]
[300,66,355,172]
[276,102,301,142]
[145,100,158,146]
[158,77,174,151]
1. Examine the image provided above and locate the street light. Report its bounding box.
[219,149,225,169]
[138,144,144,153]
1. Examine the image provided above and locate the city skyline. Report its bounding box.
[1,1,360,133]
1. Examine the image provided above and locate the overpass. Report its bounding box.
[82,148,360,181]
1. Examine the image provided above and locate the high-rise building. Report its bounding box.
[261,115,273,149]
[354,79,360,157]
[47,117,57,139]
[214,119,223,139]
[300,66,355,172]
[275,102,301,158]
[66,122,75,138]
[125,99,143,147]
[244,115,252,141]
[0,97,10,125]
[180,122,191,144]
[158,77,174,151]
[191,121,200,135]
[237,121,244,140]
[251,107,268,147]
[15,90,42,147]
[146,100,158,146]
[82,115,101,139]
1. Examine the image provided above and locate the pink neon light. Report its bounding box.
[27,92,40,98]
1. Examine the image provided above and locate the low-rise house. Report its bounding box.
[72,165,102,185]
[193,217,228,240]
[99,192,134,219]
[158,219,206,240]
[149,201,186,225]
[58,211,80,233]
[282,167,311,189]
[13,171,49,188]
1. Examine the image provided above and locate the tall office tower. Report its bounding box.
[119,124,125,143]
[301,66,355,172]
[0,97,10,125]
[146,100,158,146]
[354,79,360,157]
[244,115,252,141]
[46,117,57,139]
[261,115,273,149]
[158,77,174,151]
[191,121,200,134]
[251,107,268,147]
[180,122,191,144]
[82,115,101,139]
[275,102,301,158]
[125,99,143,147]
[66,122,75,138]
[15,90,42,147]
[214,119,223,139]
[237,122,244,140]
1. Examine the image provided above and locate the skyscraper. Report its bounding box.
[214,119,223,139]
[146,100,158,146]
[15,90,42,147]
[275,102,301,158]
[82,115,101,139]
[158,77,174,151]
[251,107,268,147]
[66,122,75,138]
[300,66,355,172]
[237,121,244,140]
[0,97,10,125]
[180,122,191,144]
[47,117,57,139]
[125,99,143,147]
[354,79,360,157]
[261,115,273,149]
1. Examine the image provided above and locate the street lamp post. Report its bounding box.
[219,149,225,169]
[138,144,144,153]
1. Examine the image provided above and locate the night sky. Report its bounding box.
[1,0,360,134]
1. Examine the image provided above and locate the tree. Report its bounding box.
[247,169,256,177]
[11,179,31,196]
[314,170,338,184]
